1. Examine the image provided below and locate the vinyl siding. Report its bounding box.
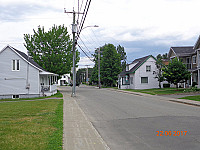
[134,57,159,89]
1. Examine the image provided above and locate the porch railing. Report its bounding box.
[41,84,57,92]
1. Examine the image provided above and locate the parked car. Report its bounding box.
[69,83,80,87]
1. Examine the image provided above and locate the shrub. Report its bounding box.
[192,82,197,87]
[183,87,199,93]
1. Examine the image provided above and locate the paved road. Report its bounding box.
[72,85,200,150]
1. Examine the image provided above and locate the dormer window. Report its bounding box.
[12,60,20,71]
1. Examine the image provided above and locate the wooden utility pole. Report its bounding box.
[64,9,83,97]
[98,48,101,88]
[85,65,89,84]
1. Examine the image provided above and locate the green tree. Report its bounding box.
[116,45,127,70]
[101,44,121,87]
[162,58,190,88]
[155,58,164,88]
[90,47,104,85]
[24,25,80,76]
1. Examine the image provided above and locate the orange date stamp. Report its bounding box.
[156,131,187,136]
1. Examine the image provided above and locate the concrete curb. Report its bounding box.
[106,88,200,107]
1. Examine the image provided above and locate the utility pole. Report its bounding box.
[98,48,101,88]
[72,10,76,97]
[64,9,83,97]
[85,65,89,84]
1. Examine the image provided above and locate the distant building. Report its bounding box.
[168,36,200,87]
[0,45,58,99]
[58,74,71,86]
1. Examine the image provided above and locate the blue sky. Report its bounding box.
[0,0,200,67]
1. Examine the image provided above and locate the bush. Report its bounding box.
[192,82,197,87]
[183,87,199,93]
[163,83,170,88]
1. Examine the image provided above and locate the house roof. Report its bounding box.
[119,55,155,76]
[170,46,195,57]
[11,47,45,71]
[194,35,200,49]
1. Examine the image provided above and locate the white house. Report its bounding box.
[0,45,58,99]
[118,55,159,89]
[58,74,71,86]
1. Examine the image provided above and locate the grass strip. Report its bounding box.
[121,88,187,95]
[179,95,200,101]
[48,98,63,149]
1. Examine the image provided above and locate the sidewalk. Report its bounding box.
[62,92,110,150]
[107,88,200,107]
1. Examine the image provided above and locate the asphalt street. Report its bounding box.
[67,85,200,150]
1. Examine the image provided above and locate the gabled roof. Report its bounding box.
[0,45,57,75]
[119,55,156,76]
[194,35,200,49]
[169,46,194,57]
[129,55,150,73]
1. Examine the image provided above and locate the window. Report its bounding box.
[193,56,196,64]
[146,65,151,72]
[186,57,190,63]
[122,75,130,85]
[141,77,148,84]
[12,95,20,99]
[12,60,20,71]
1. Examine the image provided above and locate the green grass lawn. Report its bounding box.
[122,88,187,95]
[0,98,63,150]
[179,95,200,101]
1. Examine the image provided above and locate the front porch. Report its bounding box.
[39,71,58,96]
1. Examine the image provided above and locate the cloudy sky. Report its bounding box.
[1,0,200,67]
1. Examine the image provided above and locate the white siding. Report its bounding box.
[134,57,159,89]
[0,47,40,96]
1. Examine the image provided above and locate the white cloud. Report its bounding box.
[78,56,95,68]
[1,0,200,63]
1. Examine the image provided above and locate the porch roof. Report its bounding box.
[39,71,59,76]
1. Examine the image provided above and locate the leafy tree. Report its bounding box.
[155,58,164,88]
[162,53,168,59]
[155,53,169,88]
[156,54,162,60]
[116,45,127,70]
[24,25,80,76]
[101,44,121,87]
[162,58,190,88]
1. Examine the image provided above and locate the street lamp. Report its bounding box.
[77,25,99,40]
[81,25,99,31]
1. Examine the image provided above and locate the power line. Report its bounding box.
[77,42,92,58]
[79,37,93,55]
[77,0,92,38]
[77,44,94,62]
